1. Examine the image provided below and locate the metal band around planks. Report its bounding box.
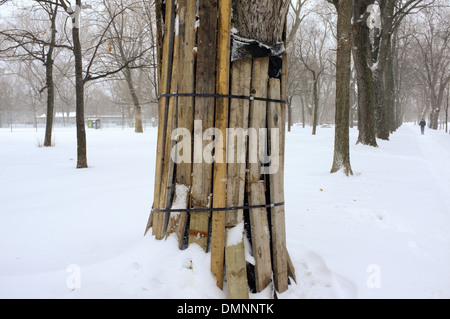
[159,93,287,104]
[151,202,285,214]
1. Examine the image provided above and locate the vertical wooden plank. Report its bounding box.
[210,0,232,290]
[287,251,297,284]
[225,222,249,299]
[175,0,195,186]
[165,184,190,241]
[145,0,176,237]
[281,51,295,284]
[248,183,272,292]
[226,59,251,226]
[153,30,180,239]
[246,57,273,293]
[267,78,288,293]
[165,0,197,246]
[224,61,251,297]
[189,0,218,251]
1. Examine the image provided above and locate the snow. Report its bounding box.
[1,123,450,299]
[226,222,244,247]
[172,184,189,210]
[367,3,381,29]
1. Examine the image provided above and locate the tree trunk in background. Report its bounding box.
[352,0,377,147]
[311,74,319,135]
[373,0,395,141]
[43,5,58,147]
[72,0,88,169]
[287,96,293,132]
[330,0,353,176]
[123,67,144,133]
[385,37,396,133]
[43,51,55,147]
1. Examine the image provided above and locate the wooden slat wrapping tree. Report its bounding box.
[145,0,296,299]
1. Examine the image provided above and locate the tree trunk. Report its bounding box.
[330,0,353,176]
[385,39,396,133]
[233,0,289,43]
[311,75,319,135]
[301,94,306,128]
[43,55,55,147]
[72,0,88,169]
[287,96,293,132]
[146,0,292,298]
[352,0,377,147]
[123,67,143,133]
[43,5,58,147]
[372,0,395,140]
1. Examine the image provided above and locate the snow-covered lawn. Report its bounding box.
[1,123,449,299]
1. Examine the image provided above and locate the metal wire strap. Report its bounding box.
[151,201,285,214]
[159,93,287,105]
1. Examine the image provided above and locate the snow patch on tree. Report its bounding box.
[367,2,381,29]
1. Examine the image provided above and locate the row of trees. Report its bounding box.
[1,0,449,171]
[285,0,449,135]
[283,0,449,175]
[0,0,159,167]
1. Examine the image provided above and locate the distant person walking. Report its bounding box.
[419,119,426,135]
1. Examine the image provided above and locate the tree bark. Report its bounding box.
[43,5,58,147]
[372,0,396,140]
[330,0,353,176]
[123,67,144,133]
[72,0,88,169]
[311,75,319,135]
[233,0,289,43]
[352,0,377,147]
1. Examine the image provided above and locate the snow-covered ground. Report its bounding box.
[1,123,449,299]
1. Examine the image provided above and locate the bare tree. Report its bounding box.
[102,0,154,133]
[410,4,450,129]
[296,18,330,135]
[55,0,153,168]
[0,1,68,146]
[327,0,353,176]
[352,0,378,146]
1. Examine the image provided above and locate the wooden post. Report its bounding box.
[224,59,252,299]
[145,0,176,237]
[210,0,232,290]
[154,29,180,239]
[225,222,249,299]
[225,60,250,227]
[189,0,218,251]
[268,78,288,293]
[247,57,273,292]
[165,0,197,246]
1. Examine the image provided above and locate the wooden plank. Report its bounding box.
[246,57,272,293]
[210,0,232,290]
[248,183,272,292]
[153,11,181,240]
[145,0,176,237]
[224,62,251,297]
[287,250,297,284]
[267,78,288,293]
[165,184,190,244]
[189,0,218,251]
[225,222,249,299]
[225,59,252,227]
[165,0,197,247]
[175,0,195,186]
[281,51,295,286]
